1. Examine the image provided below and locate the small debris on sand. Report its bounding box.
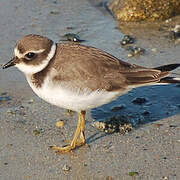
[56,120,65,128]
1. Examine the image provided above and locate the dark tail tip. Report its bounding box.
[154,64,180,72]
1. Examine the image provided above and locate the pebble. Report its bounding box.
[56,120,64,128]
[151,48,158,53]
[92,116,133,134]
[49,11,59,15]
[162,177,168,180]
[66,109,75,116]
[33,128,44,136]
[92,121,106,132]
[119,123,133,134]
[6,106,27,116]
[1,92,8,96]
[142,110,150,116]
[128,171,139,176]
[33,129,41,136]
[111,104,126,111]
[28,99,34,104]
[169,25,180,40]
[120,35,135,46]
[62,164,71,172]
[132,97,148,105]
[62,33,85,42]
[66,26,74,30]
[6,109,16,114]
[169,24,180,44]
[128,46,145,57]
[165,18,172,23]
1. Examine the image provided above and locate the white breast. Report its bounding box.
[26,74,121,112]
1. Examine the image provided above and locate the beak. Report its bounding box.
[2,57,16,69]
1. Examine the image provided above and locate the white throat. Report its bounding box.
[15,43,56,75]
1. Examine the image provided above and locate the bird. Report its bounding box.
[2,34,180,153]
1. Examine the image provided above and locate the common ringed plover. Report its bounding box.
[3,34,180,153]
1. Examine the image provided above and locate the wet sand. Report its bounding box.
[0,0,180,179]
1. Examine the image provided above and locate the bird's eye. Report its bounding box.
[25,52,35,59]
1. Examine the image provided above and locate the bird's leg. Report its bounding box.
[64,111,87,146]
[79,110,86,144]
[51,111,86,153]
[66,111,87,147]
[78,111,89,147]
[67,111,86,146]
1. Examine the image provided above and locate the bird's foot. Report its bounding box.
[50,140,88,154]
[50,110,88,154]
[50,144,76,154]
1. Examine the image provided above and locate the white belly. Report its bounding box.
[26,76,121,112]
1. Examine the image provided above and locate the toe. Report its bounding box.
[50,145,74,153]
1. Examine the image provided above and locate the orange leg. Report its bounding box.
[79,110,86,144]
[51,110,87,153]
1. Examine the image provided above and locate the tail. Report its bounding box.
[154,63,180,84]
[154,63,180,72]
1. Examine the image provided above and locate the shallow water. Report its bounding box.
[89,0,180,126]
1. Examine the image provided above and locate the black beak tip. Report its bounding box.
[2,63,9,69]
[2,64,7,69]
[2,59,16,69]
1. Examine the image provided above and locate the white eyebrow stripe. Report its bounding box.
[26,49,45,54]
[14,47,45,59]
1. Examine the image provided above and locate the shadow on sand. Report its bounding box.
[87,84,180,143]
